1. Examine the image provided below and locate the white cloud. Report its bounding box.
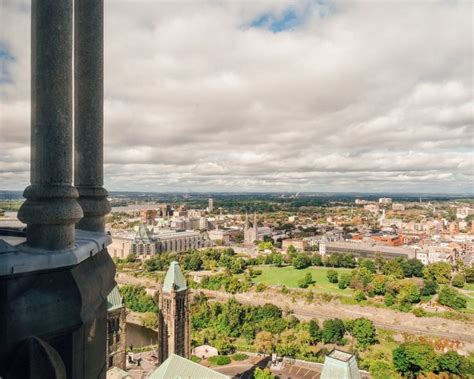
[0,0,472,193]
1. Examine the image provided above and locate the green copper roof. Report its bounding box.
[149,354,230,379]
[321,349,361,379]
[162,261,187,293]
[107,286,123,311]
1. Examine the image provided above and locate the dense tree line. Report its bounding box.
[118,284,158,313]
[393,342,474,377]
[190,294,377,360]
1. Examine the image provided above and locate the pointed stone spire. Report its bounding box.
[245,212,249,231]
[162,261,187,292]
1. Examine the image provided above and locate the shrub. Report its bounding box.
[338,273,352,289]
[384,293,395,306]
[208,355,231,366]
[298,272,313,288]
[438,287,467,310]
[420,280,438,296]
[231,353,249,361]
[141,312,158,329]
[398,280,421,304]
[292,253,311,269]
[355,290,366,302]
[256,283,267,292]
[398,302,412,312]
[327,269,339,283]
[254,367,276,379]
[452,274,465,288]
[412,308,427,317]
[190,355,202,363]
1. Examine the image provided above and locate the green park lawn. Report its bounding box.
[249,265,354,296]
[464,282,474,292]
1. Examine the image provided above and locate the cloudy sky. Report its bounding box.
[0,0,472,193]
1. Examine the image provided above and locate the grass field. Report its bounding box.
[248,265,354,295]
[464,282,474,291]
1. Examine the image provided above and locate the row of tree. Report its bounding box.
[190,294,378,359]
[393,342,473,377]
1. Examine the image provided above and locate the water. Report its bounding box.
[126,322,158,348]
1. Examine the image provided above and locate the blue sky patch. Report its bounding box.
[0,43,15,85]
[249,8,303,33]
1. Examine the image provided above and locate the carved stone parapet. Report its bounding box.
[18,184,83,250]
[76,186,111,232]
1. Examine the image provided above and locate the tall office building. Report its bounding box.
[208,198,214,212]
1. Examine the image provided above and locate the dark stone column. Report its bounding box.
[18,0,83,250]
[74,0,110,233]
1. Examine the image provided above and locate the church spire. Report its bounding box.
[158,261,190,364]
[162,261,187,293]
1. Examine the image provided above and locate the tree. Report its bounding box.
[141,312,158,329]
[346,318,377,348]
[398,280,421,304]
[287,244,297,255]
[437,351,465,375]
[384,293,395,306]
[465,265,474,283]
[407,258,424,277]
[438,287,467,310]
[311,254,323,266]
[254,367,275,379]
[423,262,452,284]
[272,253,283,267]
[326,269,339,283]
[382,259,404,279]
[308,319,321,344]
[322,319,345,344]
[369,275,388,295]
[276,329,300,358]
[184,252,203,271]
[338,272,352,289]
[298,272,313,288]
[392,342,438,376]
[255,331,274,354]
[119,284,158,313]
[358,258,376,273]
[124,253,137,263]
[241,322,255,342]
[354,290,366,302]
[292,253,311,269]
[420,280,438,296]
[350,267,374,290]
[452,273,466,288]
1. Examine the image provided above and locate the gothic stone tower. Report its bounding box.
[157,261,190,364]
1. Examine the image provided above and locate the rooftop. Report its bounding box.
[328,349,353,362]
[162,261,187,293]
[149,353,230,379]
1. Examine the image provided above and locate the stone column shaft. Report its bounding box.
[18,0,83,250]
[74,0,110,232]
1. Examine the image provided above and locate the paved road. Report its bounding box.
[201,290,474,344]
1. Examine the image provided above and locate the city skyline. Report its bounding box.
[1,0,472,193]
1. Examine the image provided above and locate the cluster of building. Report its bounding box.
[104,197,474,268]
